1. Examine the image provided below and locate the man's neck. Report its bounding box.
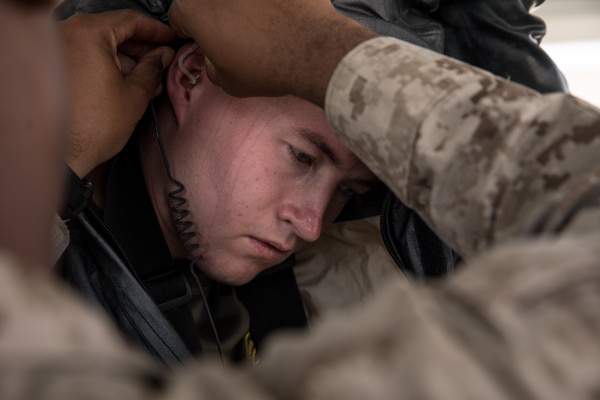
[139,96,188,260]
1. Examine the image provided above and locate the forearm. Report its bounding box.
[167,0,377,106]
[326,37,600,258]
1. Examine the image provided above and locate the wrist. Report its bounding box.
[296,16,378,107]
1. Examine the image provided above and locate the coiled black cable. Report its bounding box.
[150,102,224,366]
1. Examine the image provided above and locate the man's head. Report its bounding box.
[144,43,378,285]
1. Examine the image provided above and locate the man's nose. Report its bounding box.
[278,190,330,243]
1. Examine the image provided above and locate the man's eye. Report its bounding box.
[290,146,316,166]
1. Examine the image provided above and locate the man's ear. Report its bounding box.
[167,42,206,124]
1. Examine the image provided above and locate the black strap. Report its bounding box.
[103,136,202,355]
[60,165,93,222]
[63,212,196,365]
[141,263,201,354]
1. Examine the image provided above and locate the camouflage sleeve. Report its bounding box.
[325,37,600,258]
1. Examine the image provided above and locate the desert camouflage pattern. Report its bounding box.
[258,232,600,400]
[326,37,600,259]
[255,37,600,399]
[294,216,404,322]
[2,37,600,399]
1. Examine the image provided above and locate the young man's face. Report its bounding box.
[160,52,377,285]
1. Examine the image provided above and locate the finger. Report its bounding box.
[99,9,176,47]
[125,46,175,104]
[118,40,160,62]
[117,52,137,75]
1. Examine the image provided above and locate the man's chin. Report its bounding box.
[196,259,266,286]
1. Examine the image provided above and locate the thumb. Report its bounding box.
[125,46,175,103]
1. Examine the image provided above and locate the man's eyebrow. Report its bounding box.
[294,127,338,165]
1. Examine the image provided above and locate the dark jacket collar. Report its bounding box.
[102,134,177,280]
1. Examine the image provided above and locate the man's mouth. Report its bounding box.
[248,236,292,261]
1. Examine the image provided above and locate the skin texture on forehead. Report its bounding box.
[140,47,376,285]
